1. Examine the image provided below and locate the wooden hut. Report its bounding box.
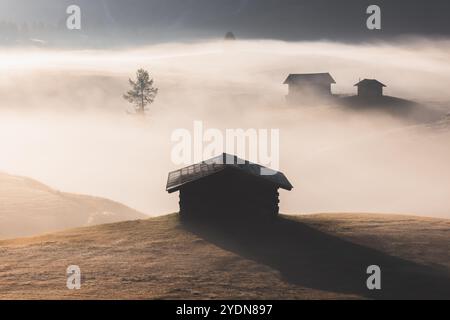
[283,73,336,103]
[166,153,293,220]
[354,79,386,98]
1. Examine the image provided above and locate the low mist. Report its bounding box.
[1,39,450,218]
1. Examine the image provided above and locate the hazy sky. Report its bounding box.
[0,0,449,44]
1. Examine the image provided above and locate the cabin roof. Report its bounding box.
[283,73,336,85]
[354,79,386,87]
[166,153,293,193]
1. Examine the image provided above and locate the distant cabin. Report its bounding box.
[283,73,336,103]
[354,79,386,98]
[166,153,293,220]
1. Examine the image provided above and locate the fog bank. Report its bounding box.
[1,39,449,218]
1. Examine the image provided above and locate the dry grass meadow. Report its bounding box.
[0,213,448,300]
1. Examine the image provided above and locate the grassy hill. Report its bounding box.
[0,172,147,239]
[0,213,448,300]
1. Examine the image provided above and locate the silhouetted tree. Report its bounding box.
[224,31,236,40]
[123,69,158,115]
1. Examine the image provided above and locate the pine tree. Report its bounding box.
[123,69,158,115]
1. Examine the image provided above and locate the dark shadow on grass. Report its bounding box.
[182,215,450,300]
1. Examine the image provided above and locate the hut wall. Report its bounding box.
[179,169,279,220]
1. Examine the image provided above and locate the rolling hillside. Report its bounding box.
[0,172,147,239]
[0,213,449,299]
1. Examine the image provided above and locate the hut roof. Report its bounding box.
[283,73,336,85]
[354,79,386,87]
[166,153,293,193]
